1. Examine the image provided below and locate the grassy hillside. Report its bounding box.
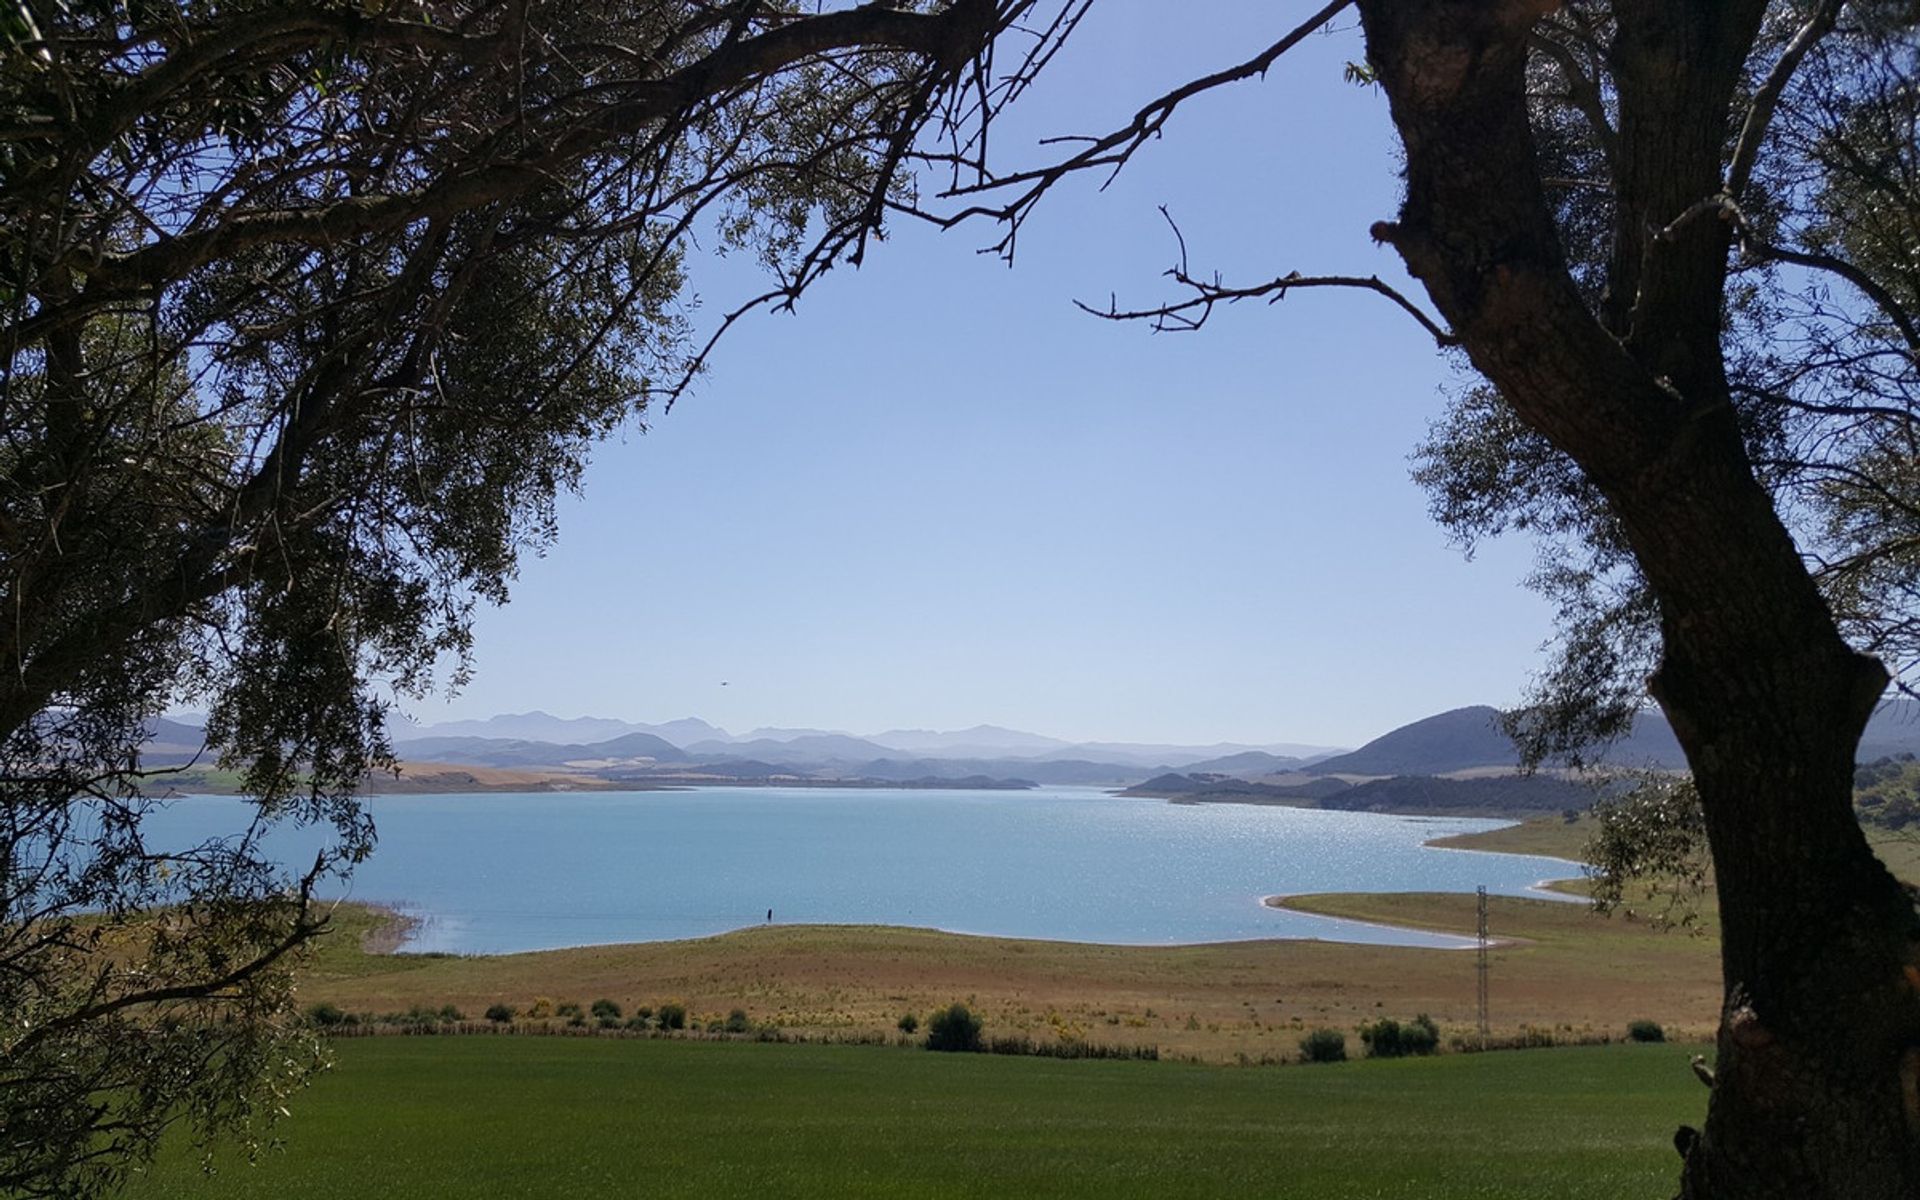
[125,1038,1706,1200]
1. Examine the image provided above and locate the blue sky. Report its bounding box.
[415,2,1557,748]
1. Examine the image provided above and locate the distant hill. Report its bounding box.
[1179,750,1305,776]
[1120,773,1352,802]
[1317,773,1595,816]
[137,717,212,766]
[686,734,896,764]
[394,711,647,744]
[855,757,1148,786]
[632,717,733,747]
[1044,741,1342,768]
[868,725,1072,755]
[739,726,855,743]
[396,731,687,768]
[1306,707,1520,776]
[1306,705,1687,776]
[394,712,735,748]
[1124,770,1593,817]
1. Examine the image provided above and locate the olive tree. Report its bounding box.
[0,1,1062,1194]
[943,1,1920,1194]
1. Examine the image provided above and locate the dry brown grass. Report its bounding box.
[301,886,1720,1061]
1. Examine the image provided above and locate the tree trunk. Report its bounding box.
[1353,2,1920,1194]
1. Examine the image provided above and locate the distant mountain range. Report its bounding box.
[145,698,1920,801]
[385,710,1344,768]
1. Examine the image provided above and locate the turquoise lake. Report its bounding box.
[152,786,1580,953]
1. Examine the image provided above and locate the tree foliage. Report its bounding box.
[943,1,1920,1193]
[1583,775,1713,928]
[0,1,1063,1194]
[1410,0,1920,759]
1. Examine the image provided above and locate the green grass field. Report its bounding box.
[126,1038,1703,1199]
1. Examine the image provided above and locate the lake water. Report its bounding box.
[147,786,1580,954]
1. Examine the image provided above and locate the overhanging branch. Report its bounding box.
[1075,208,1458,346]
[924,0,1355,258]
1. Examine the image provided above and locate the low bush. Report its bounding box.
[1298,1028,1347,1063]
[897,1013,919,1034]
[656,1003,687,1031]
[624,1015,650,1032]
[1360,1014,1439,1059]
[925,1003,984,1053]
[484,1003,516,1024]
[527,997,554,1019]
[439,1004,465,1023]
[305,1002,348,1028]
[381,1005,448,1030]
[556,1002,583,1019]
[1627,1019,1665,1043]
[985,1035,1157,1061]
[724,1009,751,1034]
[590,998,622,1021]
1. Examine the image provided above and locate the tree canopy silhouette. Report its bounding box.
[945,2,1920,1195]
[0,1,1057,1193]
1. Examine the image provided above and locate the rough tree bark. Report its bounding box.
[1351,1,1920,1195]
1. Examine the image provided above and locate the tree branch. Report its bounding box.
[1726,0,1846,203]
[929,0,1354,257]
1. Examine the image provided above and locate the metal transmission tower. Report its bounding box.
[1476,885,1490,1043]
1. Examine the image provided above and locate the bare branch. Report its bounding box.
[927,0,1355,257]
[1080,268,1458,347]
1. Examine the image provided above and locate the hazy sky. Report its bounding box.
[412,2,1558,748]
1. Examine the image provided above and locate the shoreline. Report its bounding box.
[299,901,1722,1058]
[350,815,1591,959]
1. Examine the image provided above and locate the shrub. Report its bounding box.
[985,1035,1158,1061]
[657,1003,687,1031]
[305,1001,348,1028]
[527,997,554,1019]
[1627,1019,1666,1043]
[439,1004,465,1023]
[624,1015,651,1031]
[724,1009,751,1034]
[484,1003,516,1024]
[566,1014,587,1029]
[897,1013,919,1034]
[590,998,622,1021]
[1360,1014,1439,1058]
[556,1002,583,1018]
[384,1005,445,1029]
[1298,1028,1347,1063]
[925,1003,984,1053]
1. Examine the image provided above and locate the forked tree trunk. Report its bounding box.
[1352,1,1920,1194]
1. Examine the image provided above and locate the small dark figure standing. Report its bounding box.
[767,908,773,923]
